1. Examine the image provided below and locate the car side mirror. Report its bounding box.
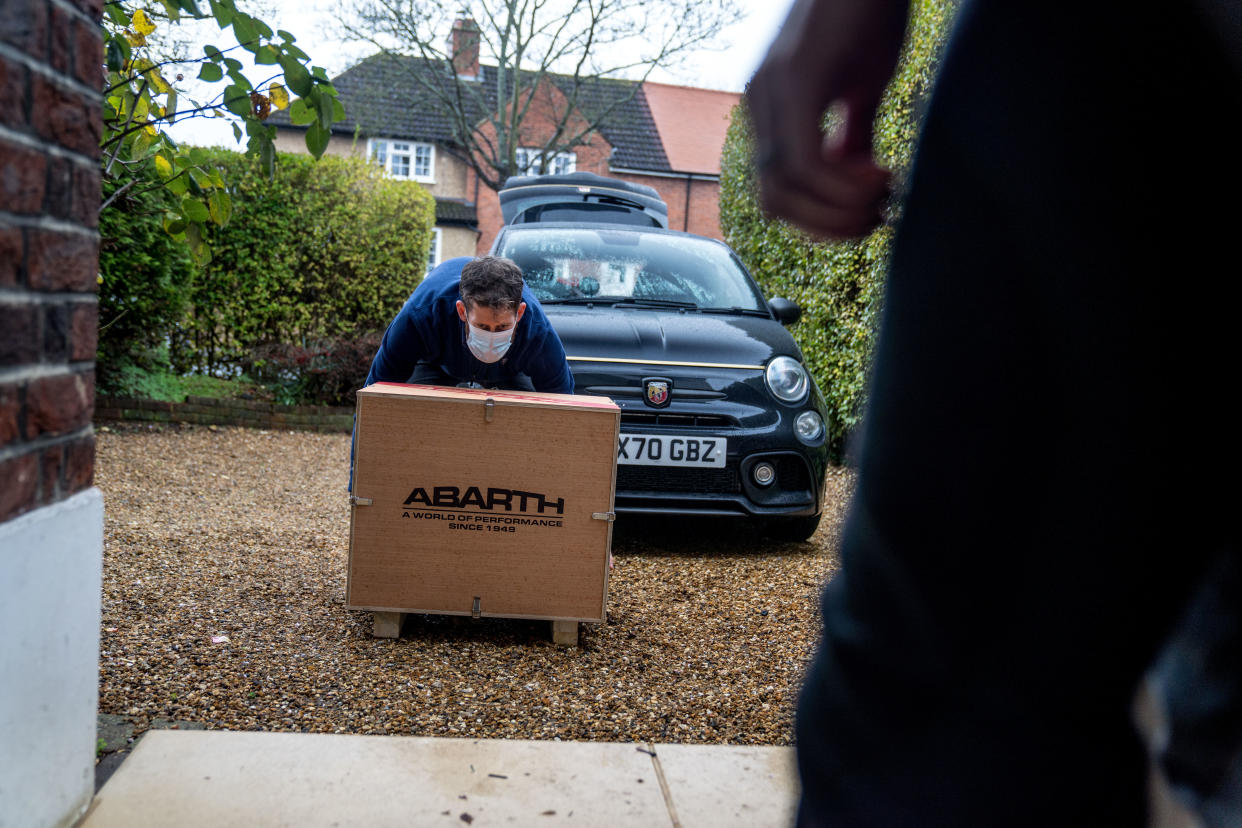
[768,297,801,325]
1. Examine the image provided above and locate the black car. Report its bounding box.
[492,178,830,541]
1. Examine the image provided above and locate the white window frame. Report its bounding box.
[368,138,435,183]
[427,227,442,273]
[515,147,576,177]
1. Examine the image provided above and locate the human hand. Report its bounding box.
[747,0,910,239]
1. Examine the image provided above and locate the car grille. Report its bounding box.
[620,412,735,428]
[616,465,741,494]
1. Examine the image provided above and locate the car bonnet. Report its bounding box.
[541,305,801,369]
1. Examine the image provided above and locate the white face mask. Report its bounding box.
[466,324,514,363]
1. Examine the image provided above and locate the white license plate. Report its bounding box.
[617,433,726,467]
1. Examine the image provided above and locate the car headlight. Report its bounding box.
[795,410,824,444]
[765,356,809,403]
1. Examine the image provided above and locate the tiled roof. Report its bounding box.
[268,53,468,143]
[640,82,741,175]
[271,54,672,173]
[548,74,669,173]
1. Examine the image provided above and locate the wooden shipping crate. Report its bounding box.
[348,383,619,639]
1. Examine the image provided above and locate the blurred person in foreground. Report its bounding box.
[747,0,1242,825]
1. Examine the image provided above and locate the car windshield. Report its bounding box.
[496,227,768,311]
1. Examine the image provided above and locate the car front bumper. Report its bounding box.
[575,365,831,519]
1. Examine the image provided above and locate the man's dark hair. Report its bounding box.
[460,256,525,311]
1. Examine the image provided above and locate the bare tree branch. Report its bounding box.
[337,0,742,191]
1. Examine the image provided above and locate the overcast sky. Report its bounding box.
[166,0,797,147]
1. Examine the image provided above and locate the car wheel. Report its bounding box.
[764,514,822,543]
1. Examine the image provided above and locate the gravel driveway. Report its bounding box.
[96,424,853,745]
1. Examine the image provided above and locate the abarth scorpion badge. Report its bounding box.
[643,378,671,408]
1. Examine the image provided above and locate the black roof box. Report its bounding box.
[498,172,669,228]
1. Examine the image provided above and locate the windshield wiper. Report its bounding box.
[613,298,699,310]
[700,306,770,317]
[540,295,627,305]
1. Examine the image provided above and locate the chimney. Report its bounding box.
[450,18,480,80]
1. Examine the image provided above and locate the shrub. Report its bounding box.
[172,147,435,377]
[719,0,958,459]
[246,332,384,406]
[97,171,194,393]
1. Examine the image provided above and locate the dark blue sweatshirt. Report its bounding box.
[363,257,574,394]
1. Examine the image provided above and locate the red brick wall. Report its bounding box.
[617,174,722,239]
[470,77,616,254]
[472,175,501,254]
[1,0,102,522]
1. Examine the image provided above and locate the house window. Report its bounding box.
[369,138,435,182]
[515,147,576,177]
[427,227,442,273]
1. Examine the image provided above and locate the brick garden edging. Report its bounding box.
[94,395,354,433]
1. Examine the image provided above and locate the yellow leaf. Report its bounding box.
[124,29,146,47]
[269,83,289,111]
[154,155,172,178]
[132,9,156,36]
[146,70,171,95]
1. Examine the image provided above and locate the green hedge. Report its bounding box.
[98,170,195,390]
[171,148,436,375]
[99,147,437,393]
[720,0,957,458]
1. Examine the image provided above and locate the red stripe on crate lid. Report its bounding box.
[364,382,618,410]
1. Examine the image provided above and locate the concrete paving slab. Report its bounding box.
[82,731,671,828]
[654,743,798,828]
[93,750,131,794]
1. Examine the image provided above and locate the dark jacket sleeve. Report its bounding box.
[521,325,574,394]
[364,303,436,387]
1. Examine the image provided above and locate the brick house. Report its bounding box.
[271,21,740,267]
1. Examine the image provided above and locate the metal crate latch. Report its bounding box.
[484,398,495,423]
[350,495,373,507]
[591,512,616,522]
[471,596,482,619]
